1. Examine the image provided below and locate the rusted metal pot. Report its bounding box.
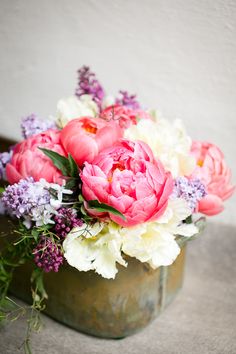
[8,245,186,338]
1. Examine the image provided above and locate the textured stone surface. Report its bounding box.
[1,221,236,354]
[0,0,235,224]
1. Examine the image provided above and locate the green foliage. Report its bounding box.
[38,148,70,176]
[39,147,82,194]
[65,176,82,192]
[87,200,126,220]
[0,221,49,354]
[0,297,27,325]
[0,226,35,308]
[0,186,5,194]
[68,154,79,178]
[39,148,79,178]
[185,215,192,224]
[23,268,47,354]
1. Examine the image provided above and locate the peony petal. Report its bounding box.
[198,194,224,216]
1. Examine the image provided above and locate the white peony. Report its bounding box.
[63,198,198,277]
[124,115,196,178]
[121,223,181,268]
[56,95,99,128]
[121,198,198,268]
[156,198,199,237]
[63,222,127,279]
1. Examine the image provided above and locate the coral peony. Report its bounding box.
[6,130,66,184]
[81,139,173,227]
[191,141,235,215]
[99,105,151,129]
[60,116,123,166]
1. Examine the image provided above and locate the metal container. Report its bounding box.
[0,216,186,338]
[8,246,186,338]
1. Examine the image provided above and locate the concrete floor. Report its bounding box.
[1,221,236,354]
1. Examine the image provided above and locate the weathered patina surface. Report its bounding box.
[0,214,186,338]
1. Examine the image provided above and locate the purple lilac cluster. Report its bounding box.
[0,151,12,179]
[115,90,140,110]
[33,236,63,272]
[75,66,105,108]
[21,114,56,139]
[1,177,50,218]
[54,207,83,238]
[173,177,207,212]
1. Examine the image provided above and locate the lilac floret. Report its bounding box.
[173,177,207,211]
[54,207,83,238]
[75,66,105,108]
[115,90,140,110]
[2,178,49,217]
[21,114,56,139]
[1,178,57,227]
[33,236,63,272]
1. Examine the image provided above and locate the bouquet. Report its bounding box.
[0,66,234,350]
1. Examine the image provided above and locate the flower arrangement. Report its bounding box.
[0,66,234,351]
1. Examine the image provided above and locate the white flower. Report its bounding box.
[26,179,74,226]
[124,116,196,178]
[48,181,73,209]
[102,95,115,109]
[56,95,99,128]
[66,222,104,239]
[31,204,56,227]
[63,222,127,279]
[121,223,180,268]
[156,198,199,237]
[121,198,198,269]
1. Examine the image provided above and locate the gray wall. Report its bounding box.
[0,0,235,224]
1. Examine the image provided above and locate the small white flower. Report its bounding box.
[56,95,98,128]
[124,116,196,178]
[50,199,61,209]
[63,222,127,279]
[48,182,73,208]
[31,204,56,227]
[23,216,32,229]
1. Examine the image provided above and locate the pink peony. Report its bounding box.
[191,141,235,216]
[81,139,173,227]
[6,130,66,184]
[60,116,123,166]
[99,105,151,129]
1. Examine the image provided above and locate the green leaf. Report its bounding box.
[38,148,70,176]
[78,194,84,203]
[31,228,39,240]
[0,187,5,194]
[31,268,48,300]
[65,178,77,190]
[88,200,126,220]
[68,154,79,178]
[185,215,192,224]
[24,340,33,354]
